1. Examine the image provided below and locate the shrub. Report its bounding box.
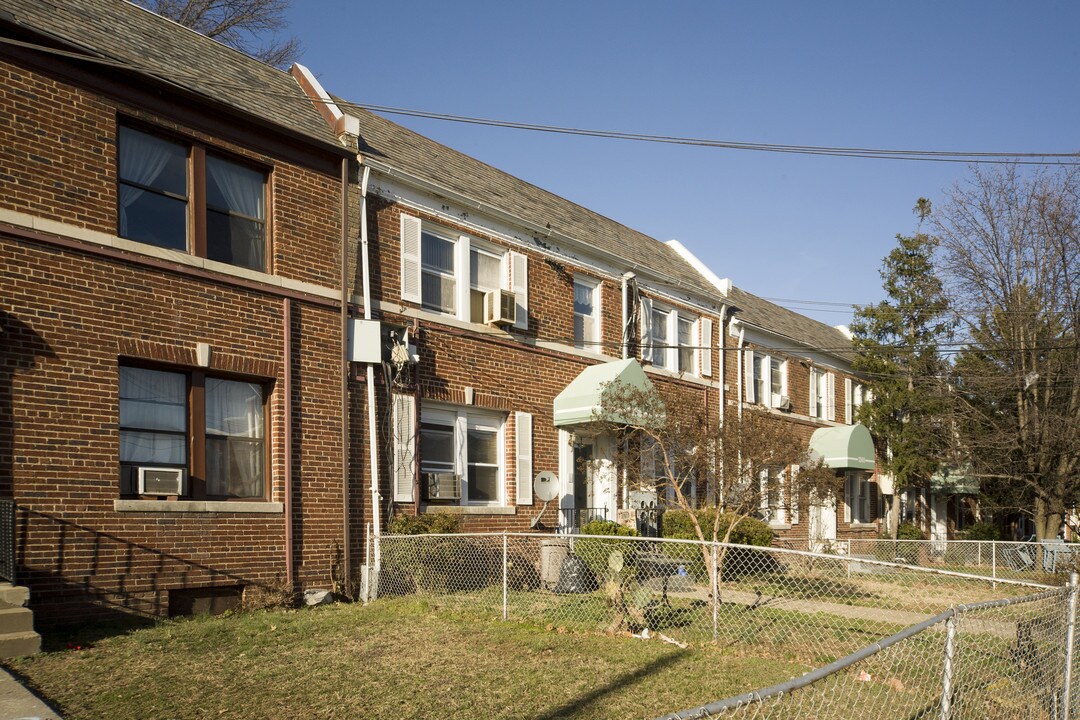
[662,509,773,547]
[897,522,925,540]
[961,522,1000,541]
[576,520,639,579]
[387,512,461,535]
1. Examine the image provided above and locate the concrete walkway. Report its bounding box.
[0,668,60,720]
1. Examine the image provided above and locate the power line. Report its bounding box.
[3,35,1080,166]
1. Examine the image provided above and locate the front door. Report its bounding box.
[559,432,616,531]
[931,496,948,552]
[809,490,838,553]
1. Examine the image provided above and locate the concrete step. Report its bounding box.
[0,607,34,634]
[0,631,40,659]
[0,584,28,609]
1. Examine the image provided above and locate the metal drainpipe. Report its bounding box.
[339,157,352,594]
[621,272,635,359]
[736,323,746,419]
[283,297,294,588]
[718,304,728,425]
[358,164,382,574]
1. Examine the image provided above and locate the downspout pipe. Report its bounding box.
[718,304,728,426]
[340,157,352,594]
[359,164,382,574]
[735,321,745,419]
[283,297,294,588]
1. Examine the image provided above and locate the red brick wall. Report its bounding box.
[0,57,346,625]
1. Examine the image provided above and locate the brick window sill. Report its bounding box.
[114,500,283,513]
[420,505,517,516]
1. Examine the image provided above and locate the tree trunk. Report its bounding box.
[1034,496,1061,540]
[889,492,901,540]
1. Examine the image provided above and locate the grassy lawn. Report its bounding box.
[3,598,811,720]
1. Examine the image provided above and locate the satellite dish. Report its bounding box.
[530,471,560,530]
[534,471,559,502]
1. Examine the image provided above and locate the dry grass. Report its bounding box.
[4,598,809,720]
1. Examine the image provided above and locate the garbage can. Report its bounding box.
[540,538,570,588]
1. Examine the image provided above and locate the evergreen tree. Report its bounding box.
[850,200,953,539]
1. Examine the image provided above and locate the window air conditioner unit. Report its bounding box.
[775,395,793,412]
[138,466,186,496]
[483,289,517,326]
[425,472,461,500]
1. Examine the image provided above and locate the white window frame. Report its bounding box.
[845,379,866,425]
[647,301,699,375]
[810,368,835,420]
[573,276,601,350]
[845,471,871,524]
[759,467,786,525]
[745,351,787,409]
[402,215,528,327]
[420,404,506,506]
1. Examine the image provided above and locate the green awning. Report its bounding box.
[553,358,656,427]
[808,423,876,471]
[930,468,980,495]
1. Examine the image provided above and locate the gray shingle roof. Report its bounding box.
[347,107,722,302]
[0,0,341,150]
[727,285,854,361]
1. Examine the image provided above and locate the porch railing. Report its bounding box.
[558,507,608,533]
[0,499,14,583]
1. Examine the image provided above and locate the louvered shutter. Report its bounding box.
[744,349,756,403]
[510,252,529,330]
[826,372,836,421]
[399,214,422,303]
[844,377,853,425]
[809,370,818,417]
[790,464,801,524]
[639,296,654,363]
[699,317,713,377]
[843,474,853,523]
[515,412,533,504]
[392,393,416,502]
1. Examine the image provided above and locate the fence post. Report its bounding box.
[940,613,957,720]
[712,542,719,643]
[502,533,509,622]
[1063,572,1079,719]
[992,542,997,588]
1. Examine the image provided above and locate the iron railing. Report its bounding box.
[0,499,14,583]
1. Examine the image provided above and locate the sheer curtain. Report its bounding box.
[205,379,264,498]
[207,157,266,270]
[118,128,177,236]
[119,367,187,465]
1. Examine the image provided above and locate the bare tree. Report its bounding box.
[936,165,1080,540]
[134,0,300,68]
[593,381,836,579]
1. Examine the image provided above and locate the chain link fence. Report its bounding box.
[773,536,1079,583]
[659,585,1078,719]
[375,533,1056,675]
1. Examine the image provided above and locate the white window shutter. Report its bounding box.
[699,317,713,377]
[843,475,853,523]
[639,296,654,362]
[510,251,529,330]
[790,464,800,524]
[809,370,818,417]
[399,214,422,303]
[745,349,756,403]
[515,412,533,505]
[392,393,416,502]
[827,372,836,421]
[844,377,853,425]
[455,235,470,322]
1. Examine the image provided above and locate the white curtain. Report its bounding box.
[207,156,265,269]
[119,367,186,464]
[118,128,178,236]
[205,379,264,498]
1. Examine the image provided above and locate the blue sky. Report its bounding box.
[282,1,1080,326]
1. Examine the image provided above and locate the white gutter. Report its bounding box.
[665,239,732,296]
[360,164,382,576]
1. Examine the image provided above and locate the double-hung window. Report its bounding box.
[845,472,872,524]
[419,406,505,505]
[401,214,529,329]
[845,379,868,424]
[759,467,786,524]
[810,368,836,420]
[573,277,601,349]
[643,301,699,374]
[118,125,268,272]
[119,366,267,500]
[745,351,787,409]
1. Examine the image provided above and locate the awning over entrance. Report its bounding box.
[930,468,979,496]
[553,358,656,427]
[808,423,875,471]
